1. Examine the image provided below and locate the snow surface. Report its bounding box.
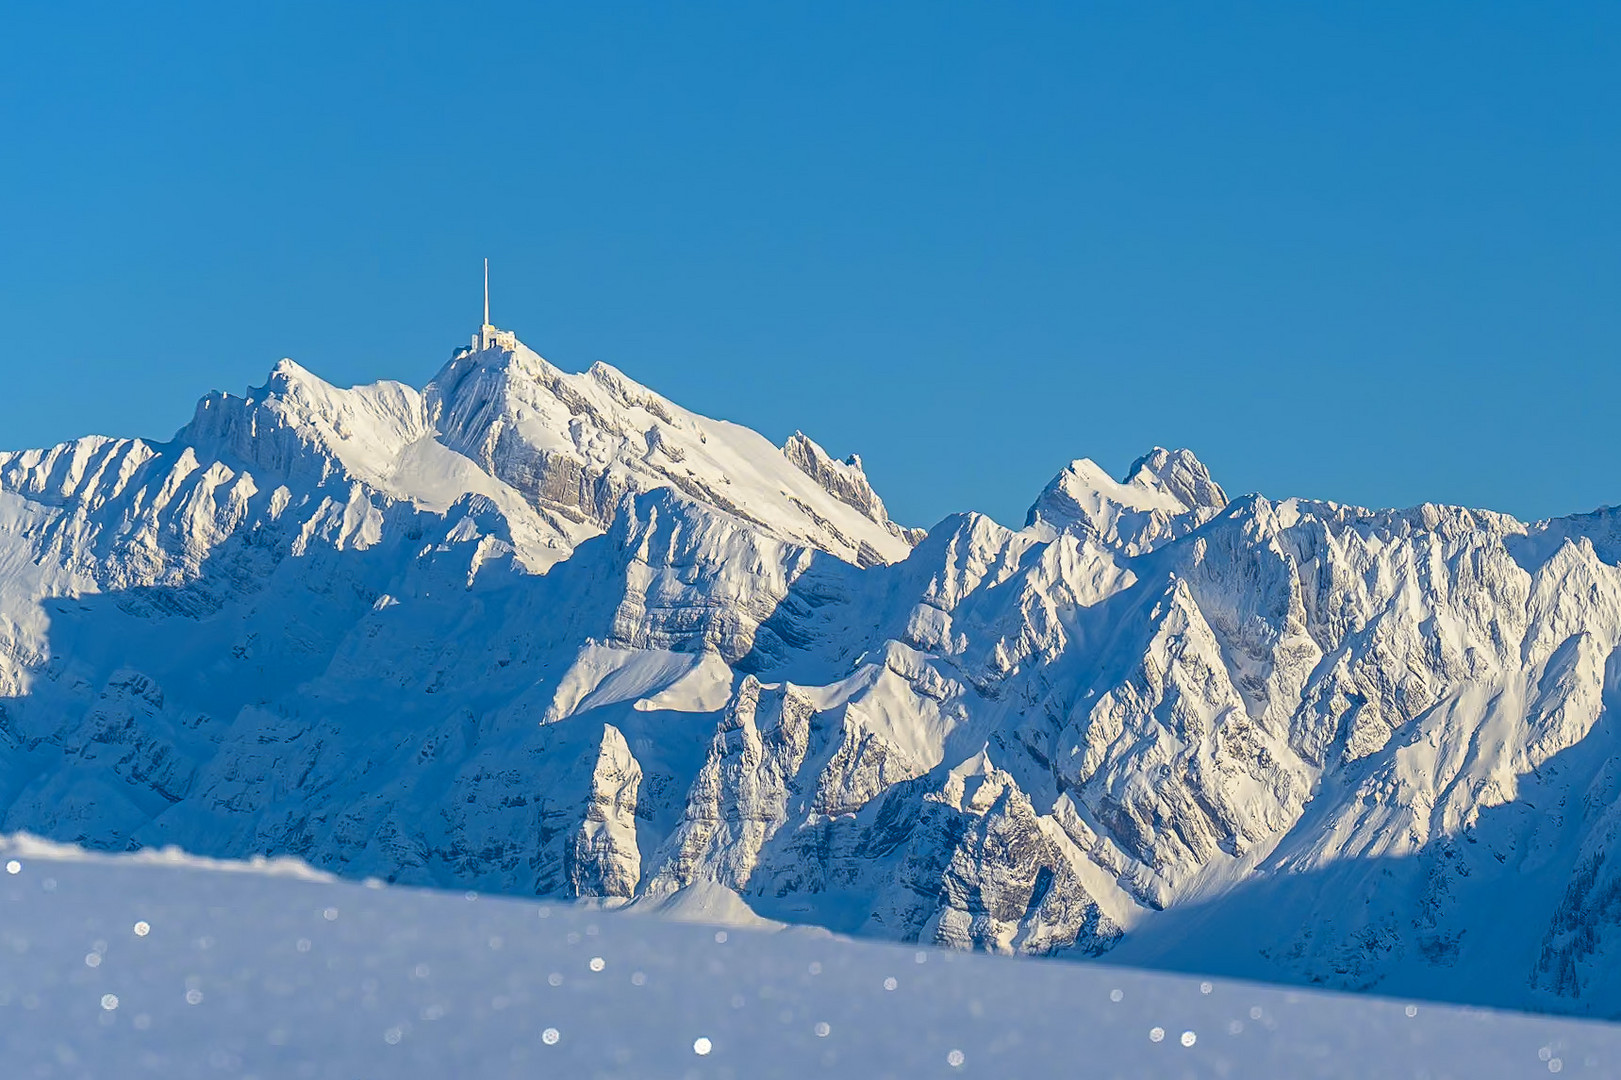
[0,837,1614,1079]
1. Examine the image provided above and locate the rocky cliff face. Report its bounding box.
[4,333,1621,1017]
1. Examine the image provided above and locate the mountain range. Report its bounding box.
[4,331,1621,1018]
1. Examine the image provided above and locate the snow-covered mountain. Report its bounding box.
[5,329,1621,1018]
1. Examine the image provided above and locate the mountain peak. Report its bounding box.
[1124,447,1227,510]
[267,357,313,385]
[1023,449,1227,554]
[420,339,915,566]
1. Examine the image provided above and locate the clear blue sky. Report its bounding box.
[3,2,1619,529]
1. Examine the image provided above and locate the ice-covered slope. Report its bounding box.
[3,836,1616,1080]
[7,329,1621,1020]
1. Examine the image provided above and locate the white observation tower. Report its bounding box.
[471,258,518,351]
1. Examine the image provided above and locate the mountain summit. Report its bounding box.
[3,329,1621,1018]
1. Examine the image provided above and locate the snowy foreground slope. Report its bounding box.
[7,331,1621,1019]
[0,837,1611,1079]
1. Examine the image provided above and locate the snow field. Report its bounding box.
[0,842,1616,1078]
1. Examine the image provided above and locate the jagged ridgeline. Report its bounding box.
[5,334,1621,1018]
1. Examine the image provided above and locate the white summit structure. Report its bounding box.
[469,257,518,352]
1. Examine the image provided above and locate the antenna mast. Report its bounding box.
[483,258,490,326]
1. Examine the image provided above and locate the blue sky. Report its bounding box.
[3,2,1619,529]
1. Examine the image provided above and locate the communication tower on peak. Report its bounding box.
[470,258,518,352]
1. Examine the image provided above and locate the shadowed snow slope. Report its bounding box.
[1,837,1617,1079]
[8,334,1621,1020]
